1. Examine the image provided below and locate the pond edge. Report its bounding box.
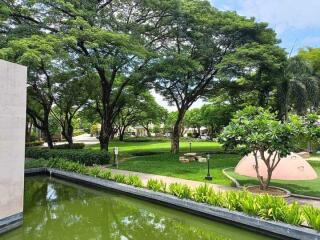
[25,167,320,240]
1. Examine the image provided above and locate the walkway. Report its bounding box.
[105,168,320,208]
[105,168,234,192]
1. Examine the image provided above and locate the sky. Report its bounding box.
[154,0,320,111]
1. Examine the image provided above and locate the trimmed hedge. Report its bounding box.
[53,143,85,149]
[25,141,44,147]
[25,148,109,166]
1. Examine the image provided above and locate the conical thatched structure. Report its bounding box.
[235,152,318,180]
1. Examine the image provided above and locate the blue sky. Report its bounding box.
[211,0,320,54]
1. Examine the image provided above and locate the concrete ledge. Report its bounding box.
[25,168,320,240]
[0,213,23,235]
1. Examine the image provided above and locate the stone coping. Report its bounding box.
[25,168,320,240]
[0,213,23,235]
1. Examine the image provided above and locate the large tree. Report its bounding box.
[51,72,94,146]
[2,0,179,150]
[0,35,63,148]
[152,1,281,153]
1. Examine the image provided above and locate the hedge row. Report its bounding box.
[52,143,85,149]
[26,158,320,232]
[25,148,109,166]
[25,141,44,147]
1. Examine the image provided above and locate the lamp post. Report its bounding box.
[189,142,192,153]
[113,147,119,168]
[205,153,212,181]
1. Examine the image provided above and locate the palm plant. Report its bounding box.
[278,56,319,120]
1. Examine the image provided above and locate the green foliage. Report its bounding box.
[97,169,112,180]
[113,174,128,184]
[127,175,143,188]
[147,179,166,192]
[223,191,243,211]
[219,106,304,189]
[89,166,102,177]
[53,143,85,149]
[25,141,44,147]
[169,183,192,199]
[25,148,110,165]
[303,205,320,231]
[193,184,212,203]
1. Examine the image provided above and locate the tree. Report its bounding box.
[184,109,202,138]
[137,96,168,137]
[219,43,286,108]
[299,48,320,77]
[152,1,281,153]
[2,0,180,150]
[200,104,233,139]
[219,106,303,190]
[51,75,93,146]
[0,35,62,148]
[304,113,320,153]
[277,56,319,119]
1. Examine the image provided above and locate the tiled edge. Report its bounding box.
[0,213,23,235]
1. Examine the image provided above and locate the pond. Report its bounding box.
[1,176,275,240]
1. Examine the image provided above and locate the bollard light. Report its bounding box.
[204,153,212,181]
[113,147,119,168]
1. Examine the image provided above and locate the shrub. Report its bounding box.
[193,184,212,203]
[98,169,112,180]
[169,183,192,199]
[147,179,166,192]
[89,166,102,177]
[127,175,143,187]
[25,158,49,168]
[25,141,44,147]
[113,174,128,184]
[223,191,244,211]
[304,205,320,231]
[25,148,110,166]
[255,194,288,221]
[53,143,85,149]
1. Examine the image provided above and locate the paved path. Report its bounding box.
[104,168,320,208]
[105,168,234,192]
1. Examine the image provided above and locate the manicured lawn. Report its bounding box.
[226,161,320,197]
[86,139,223,154]
[114,153,241,186]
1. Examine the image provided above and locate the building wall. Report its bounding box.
[0,60,27,226]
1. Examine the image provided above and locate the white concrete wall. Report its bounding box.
[0,60,27,220]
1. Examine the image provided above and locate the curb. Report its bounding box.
[222,167,320,200]
[25,167,320,240]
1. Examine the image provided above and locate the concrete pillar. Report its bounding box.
[0,60,27,234]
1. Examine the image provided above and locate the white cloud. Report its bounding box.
[237,0,320,33]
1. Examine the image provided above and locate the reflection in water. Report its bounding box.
[1,177,274,240]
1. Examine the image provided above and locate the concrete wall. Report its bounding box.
[0,60,27,230]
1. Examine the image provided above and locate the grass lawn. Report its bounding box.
[86,139,223,154]
[114,153,241,186]
[226,161,320,197]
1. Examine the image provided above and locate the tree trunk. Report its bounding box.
[146,128,151,137]
[171,110,186,154]
[119,128,125,141]
[99,116,113,151]
[44,127,53,149]
[61,119,74,146]
[43,111,53,148]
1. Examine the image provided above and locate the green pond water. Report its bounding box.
[1,176,275,240]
